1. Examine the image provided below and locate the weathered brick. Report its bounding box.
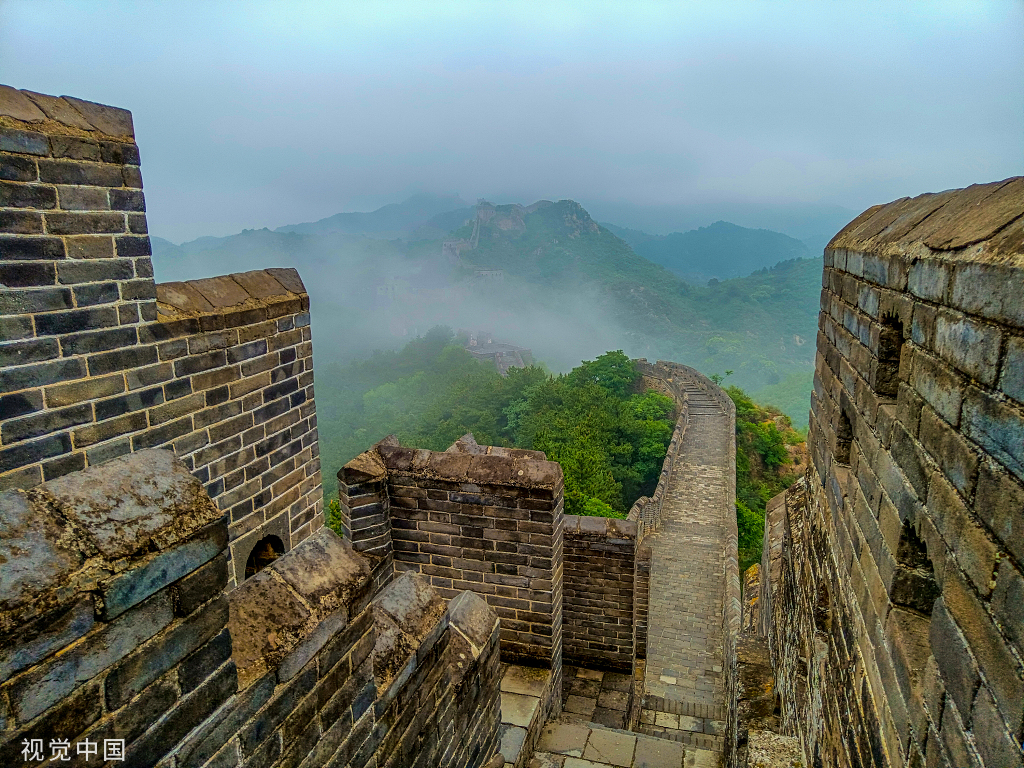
[0,234,65,261]
[93,385,164,421]
[962,385,1024,482]
[72,281,120,306]
[1,403,91,445]
[131,415,194,450]
[45,373,124,408]
[57,184,109,210]
[976,458,1024,564]
[0,152,38,181]
[37,158,123,186]
[120,277,156,300]
[0,336,58,367]
[0,314,34,341]
[116,234,151,258]
[0,390,43,420]
[0,126,49,155]
[0,356,85,392]
[49,135,100,161]
[918,407,978,498]
[1000,334,1024,405]
[61,326,138,356]
[88,344,158,376]
[0,180,56,208]
[109,188,146,211]
[10,591,173,723]
[35,305,118,336]
[65,234,114,259]
[909,348,964,426]
[45,211,125,235]
[0,209,44,233]
[173,551,229,617]
[41,450,86,481]
[72,411,146,448]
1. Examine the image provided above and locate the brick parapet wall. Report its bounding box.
[561,514,638,672]
[1,87,323,588]
[0,446,503,768]
[761,180,1024,768]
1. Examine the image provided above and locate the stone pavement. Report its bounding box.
[528,720,720,768]
[637,388,733,754]
[560,665,634,730]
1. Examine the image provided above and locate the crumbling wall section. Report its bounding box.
[761,179,1024,768]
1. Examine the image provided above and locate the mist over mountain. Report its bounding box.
[604,220,810,284]
[275,192,470,238]
[152,194,823,425]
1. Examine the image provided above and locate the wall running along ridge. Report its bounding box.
[759,178,1024,768]
[0,85,322,587]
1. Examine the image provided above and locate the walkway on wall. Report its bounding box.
[638,385,733,757]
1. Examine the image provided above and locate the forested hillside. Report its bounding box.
[604,220,810,284]
[318,333,676,517]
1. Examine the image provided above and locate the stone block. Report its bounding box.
[942,569,1024,730]
[963,384,1024,482]
[929,600,980,719]
[60,96,134,137]
[907,258,952,303]
[919,407,978,499]
[104,594,228,710]
[975,458,1024,564]
[909,348,964,426]
[0,595,93,680]
[970,686,1024,768]
[449,589,499,652]
[951,260,1024,328]
[992,558,1024,658]
[933,311,1002,386]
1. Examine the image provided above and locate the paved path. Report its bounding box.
[637,387,733,753]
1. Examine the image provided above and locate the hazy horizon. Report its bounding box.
[2,1,1020,244]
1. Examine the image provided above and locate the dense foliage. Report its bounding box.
[727,384,806,572]
[318,331,676,517]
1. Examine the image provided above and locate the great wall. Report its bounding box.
[0,86,1021,768]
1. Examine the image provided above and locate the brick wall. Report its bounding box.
[0,86,322,587]
[562,514,637,671]
[761,179,1024,768]
[338,439,565,671]
[0,447,503,768]
[0,449,233,767]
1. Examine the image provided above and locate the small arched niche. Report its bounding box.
[244,534,284,580]
[876,313,904,398]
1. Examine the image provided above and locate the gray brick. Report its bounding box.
[0,595,94,680]
[72,281,120,306]
[109,188,146,211]
[65,234,114,259]
[131,415,195,451]
[0,314,34,341]
[0,390,43,420]
[0,356,85,392]
[37,158,123,186]
[57,184,110,210]
[919,407,978,499]
[115,235,151,258]
[102,522,226,620]
[0,235,66,261]
[100,141,141,165]
[173,551,229,617]
[105,595,229,710]
[909,348,964,426]
[61,326,139,356]
[1000,334,1024,405]
[0,209,44,233]
[35,305,118,335]
[0,126,49,155]
[962,385,1024,482]
[0,180,56,208]
[72,411,146,448]
[0,152,38,181]
[1,403,91,445]
[88,344,158,376]
[41,450,86,480]
[55,255,134,283]
[0,336,58,367]
[45,373,124,407]
[49,135,100,161]
[10,591,173,723]
[44,211,126,235]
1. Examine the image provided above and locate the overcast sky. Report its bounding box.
[2,1,1021,243]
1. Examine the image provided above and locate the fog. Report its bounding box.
[2,1,1021,245]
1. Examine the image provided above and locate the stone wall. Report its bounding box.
[760,179,1024,768]
[0,447,503,768]
[561,515,638,672]
[0,86,322,587]
[337,437,564,671]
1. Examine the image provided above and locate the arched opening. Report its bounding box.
[891,522,940,614]
[835,410,853,465]
[876,313,904,398]
[245,535,284,580]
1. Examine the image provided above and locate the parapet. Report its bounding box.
[761,179,1024,768]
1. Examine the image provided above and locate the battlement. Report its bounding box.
[759,178,1024,768]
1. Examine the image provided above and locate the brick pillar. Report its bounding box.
[1,86,155,490]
